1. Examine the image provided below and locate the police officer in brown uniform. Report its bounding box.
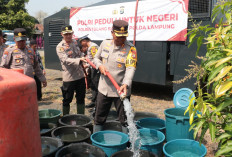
[79,35,100,109]
[0,28,47,87]
[56,25,86,115]
[93,20,137,133]
[0,30,8,63]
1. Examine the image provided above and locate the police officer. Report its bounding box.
[0,30,8,63]
[79,35,100,110]
[56,25,86,115]
[0,28,47,87]
[30,39,45,101]
[93,20,137,133]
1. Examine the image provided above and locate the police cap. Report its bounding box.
[14,28,27,41]
[30,39,37,45]
[112,20,128,37]
[61,25,74,34]
[79,34,90,43]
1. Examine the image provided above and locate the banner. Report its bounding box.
[70,0,189,41]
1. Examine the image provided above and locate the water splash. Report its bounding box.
[123,98,141,157]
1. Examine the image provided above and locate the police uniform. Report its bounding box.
[30,39,44,100]
[0,30,8,64]
[56,25,86,115]
[79,35,100,109]
[93,20,137,132]
[0,28,46,82]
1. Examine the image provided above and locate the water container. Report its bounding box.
[134,112,157,121]
[41,136,63,157]
[0,68,42,157]
[136,118,166,134]
[164,108,197,141]
[55,142,106,157]
[91,130,129,157]
[139,128,165,157]
[163,139,207,157]
[51,126,91,145]
[58,114,92,132]
[39,109,62,127]
[103,120,122,132]
[111,149,158,157]
[40,123,57,136]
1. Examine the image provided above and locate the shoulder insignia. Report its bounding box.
[60,47,64,51]
[126,41,134,47]
[125,47,137,68]
[28,50,32,53]
[13,49,18,53]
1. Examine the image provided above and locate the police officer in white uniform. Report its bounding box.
[56,25,86,115]
[93,20,137,133]
[0,28,47,87]
[0,30,8,64]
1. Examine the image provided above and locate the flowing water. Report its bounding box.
[123,98,141,157]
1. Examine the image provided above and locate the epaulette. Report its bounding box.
[126,41,134,47]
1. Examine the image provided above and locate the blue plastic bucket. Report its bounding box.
[163,139,207,157]
[139,128,165,157]
[136,118,166,134]
[164,108,197,141]
[91,131,129,157]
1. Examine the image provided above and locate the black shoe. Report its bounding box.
[85,102,95,108]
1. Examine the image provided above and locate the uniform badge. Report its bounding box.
[130,47,137,59]
[16,59,21,63]
[28,50,32,53]
[91,46,97,57]
[3,51,9,55]
[118,64,122,68]
[3,54,7,59]
[15,55,21,58]
[60,47,64,51]
[104,46,110,50]
[68,51,73,55]
[13,50,18,53]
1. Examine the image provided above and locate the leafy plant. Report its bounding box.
[186,1,232,156]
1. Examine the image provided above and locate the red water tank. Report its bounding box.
[0,68,42,157]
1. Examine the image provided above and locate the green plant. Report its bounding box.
[186,1,232,156]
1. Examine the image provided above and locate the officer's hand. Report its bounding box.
[80,57,87,63]
[42,81,47,87]
[99,65,107,75]
[119,84,128,96]
[43,70,46,76]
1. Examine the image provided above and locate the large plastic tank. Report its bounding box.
[0,68,42,157]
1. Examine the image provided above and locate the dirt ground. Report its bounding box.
[38,49,217,156]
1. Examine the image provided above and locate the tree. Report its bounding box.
[61,6,69,11]
[35,10,48,25]
[186,1,232,156]
[0,0,35,36]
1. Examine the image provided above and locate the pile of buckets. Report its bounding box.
[39,88,207,157]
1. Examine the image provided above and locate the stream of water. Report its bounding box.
[123,98,141,157]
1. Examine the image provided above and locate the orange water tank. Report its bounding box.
[0,68,42,157]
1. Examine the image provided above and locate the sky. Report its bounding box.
[25,0,104,17]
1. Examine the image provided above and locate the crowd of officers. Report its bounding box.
[0,20,137,133]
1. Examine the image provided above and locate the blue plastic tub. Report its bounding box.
[164,108,197,141]
[139,128,165,157]
[163,139,207,157]
[91,131,129,157]
[136,118,166,134]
